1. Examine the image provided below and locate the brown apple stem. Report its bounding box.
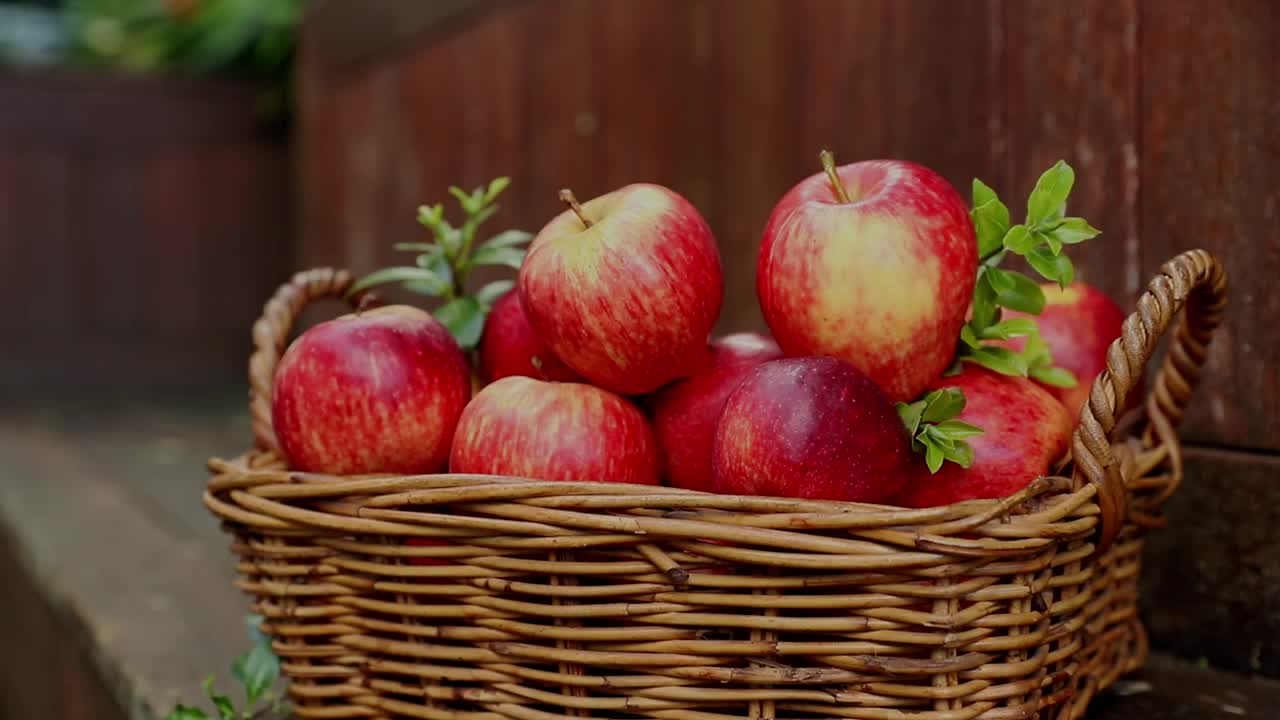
[820,149,853,203]
[559,188,593,228]
[530,355,549,381]
[354,292,381,314]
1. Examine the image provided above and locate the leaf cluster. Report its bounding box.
[348,177,532,349]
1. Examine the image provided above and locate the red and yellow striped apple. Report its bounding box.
[648,332,783,492]
[895,366,1073,507]
[271,305,471,474]
[477,290,582,384]
[757,155,977,401]
[518,184,723,395]
[450,376,660,484]
[712,356,911,503]
[999,282,1127,419]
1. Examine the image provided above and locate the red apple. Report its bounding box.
[649,333,783,492]
[272,305,471,474]
[477,290,582,384]
[757,155,977,401]
[450,376,660,484]
[999,282,1127,419]
[895,366,1073,508]
[712,356,911,503]
[518,184,723,395]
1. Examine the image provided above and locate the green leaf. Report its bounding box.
[935,420,984,439]
[245,614,270,648]
[922,388,966,423]
[1021,331,1053,368]
[486,177,511,203]
[348,266,449,297]
[467,204,499,232]
[980,317,1038,340]
[437,221,461,257]
[970,273,999,330]
[1031,365,1079,388]
[924,441,944,474]
[959,324,982,349]
[986,268,1046,314]
[417,203,444,229]
[166,705,209,720]
[923,424,957,450]
[1027,160,1074,226]
[896,400,925,438]
[1050,216,1101,245]
[231,644,279,707]
[480,229,533,249]
[410,254,454,295]
[1002,224,1036,254]
[1039,230,1064,255]
[470,244,526,270]
[476,280,515,308]
[972,177,999,208]
[942,441,976,469]
[434,297,486,349]
[393,242,441,254]
[211,695,235,720]
[962,346,1030,377]
[449,186,479,214]
[1026,245,1075,288]
[971,197,1010,259]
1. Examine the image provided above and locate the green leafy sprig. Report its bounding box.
[896,388,984,474]
[166,616,287,720]
[347,177,532,349]
[959,160,1099,385]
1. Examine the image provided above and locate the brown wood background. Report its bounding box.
[295,0,1280,676]
[0,68,289,389]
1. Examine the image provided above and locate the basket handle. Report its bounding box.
[248,268,361,453]
[1073,249,1227,552]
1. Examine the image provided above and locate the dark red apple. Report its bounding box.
[711,356,911,503]
[518,184,723,395]
[450,376,660,484]
[477,290,582,384]
[757,154,977,401]
[1000,282,1127,419]
[649,333,783,492]
[895,366,1074,507]
[272,305,471,474]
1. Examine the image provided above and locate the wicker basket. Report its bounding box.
[207,249,1226,720]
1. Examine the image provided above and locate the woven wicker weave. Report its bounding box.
[207,249,1226,720]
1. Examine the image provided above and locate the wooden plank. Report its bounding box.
[0,67,277,142]
[0,401,256,719]
[1003,0,1141,306]
[1141,446,1280,677]
[302,0,506,74]
[883,0,1001,195]
[11,144,78,342]
[1139,0,1280,450]
[707,0,800,332]
[1090,653,1280,719]
[0,532,129,720]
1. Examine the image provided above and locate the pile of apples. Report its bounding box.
[271,154,1125,508]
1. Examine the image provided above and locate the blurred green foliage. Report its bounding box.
[64,0,302,80]
[1,0,303,83]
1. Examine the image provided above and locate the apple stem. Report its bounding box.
[559,189,593,228]
[354,292,380,314]
[530,355,549,381]
[820,149,853,204]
